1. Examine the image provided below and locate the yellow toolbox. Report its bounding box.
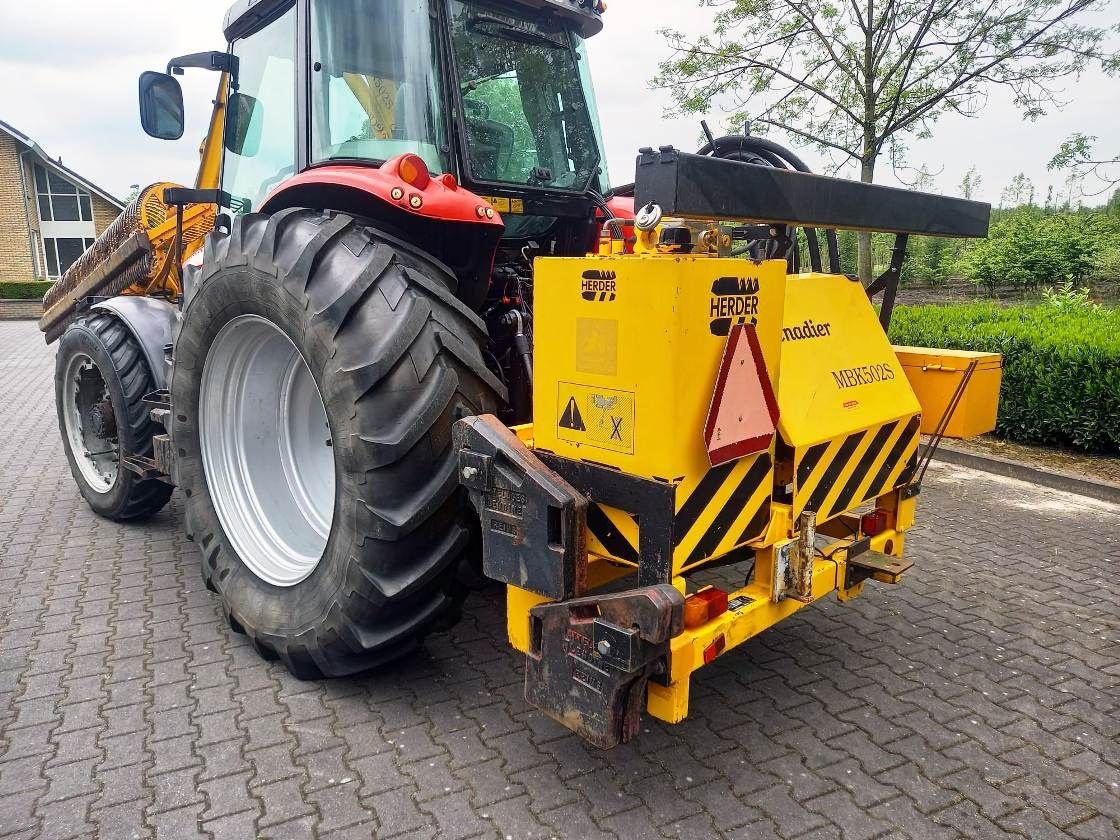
[893,346,1003,438]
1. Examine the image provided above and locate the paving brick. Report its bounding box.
[306,781,372,833]
[149,802,206,840]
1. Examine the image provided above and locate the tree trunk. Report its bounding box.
[859,0,877,284]
[858,157,876,283]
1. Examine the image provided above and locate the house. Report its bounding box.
[0,119,125,282]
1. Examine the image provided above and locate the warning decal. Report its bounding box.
[556,382,635,454]
[559,397,586,432]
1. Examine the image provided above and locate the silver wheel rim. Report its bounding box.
[200,315,336,587]
[61,352,119,493]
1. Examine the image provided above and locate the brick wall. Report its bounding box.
[0,134,38,282]
[92,194,121,236]
[0,299,42,320]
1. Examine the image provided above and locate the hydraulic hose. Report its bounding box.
[697,135,841,274]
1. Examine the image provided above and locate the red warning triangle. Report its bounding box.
[559,396,586,432]
[704,323,779,467]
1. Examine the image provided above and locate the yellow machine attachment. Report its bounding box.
[39,74,227,342]
[453,149,995,748]
[521,251,921,722]
[456,248,930,746]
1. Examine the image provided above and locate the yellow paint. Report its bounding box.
[342,73,398,139]
[894,346,1002,438]
[522,250,945,730]
[779,275,921,449]
[534,255,787,484]
[195,73,229,190]
[645,526,908,721]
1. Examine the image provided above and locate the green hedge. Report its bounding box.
[0,281,53,300]
[889,302,1120,454]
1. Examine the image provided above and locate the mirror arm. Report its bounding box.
[168,51,240,86]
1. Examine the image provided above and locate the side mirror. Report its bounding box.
[139,71,185,140]
[224,91,263,157]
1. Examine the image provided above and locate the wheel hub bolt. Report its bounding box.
[89,400,117,439]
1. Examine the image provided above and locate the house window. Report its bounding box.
[34,163,94,223]
[43,237,95,279]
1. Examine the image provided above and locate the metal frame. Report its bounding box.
[634,148,991,238]
[537,453,676,586]
[865,233,909,330]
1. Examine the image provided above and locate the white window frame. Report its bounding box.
[33,163,96,278]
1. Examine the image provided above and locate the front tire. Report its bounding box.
[54,312,173,521]
[171,209,504,678]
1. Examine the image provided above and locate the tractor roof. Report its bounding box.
[224,0,603,43]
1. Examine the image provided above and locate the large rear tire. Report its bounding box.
[54,312,173,521]
[171,209,504,678]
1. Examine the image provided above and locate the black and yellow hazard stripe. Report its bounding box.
[794,416,920,522]
[583,452,775,571]
[585,502,639,563]
[673,452,774,571]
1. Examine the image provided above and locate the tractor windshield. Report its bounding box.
[449,0,602,192]
[310,0,449,173]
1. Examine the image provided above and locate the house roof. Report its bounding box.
[0,118,126,209]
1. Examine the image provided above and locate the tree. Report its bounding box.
[1107,188,1120,215]
[959,166,982,200]
[954,207,1098,289]
[1000,173,1034,208]
[1049,133,1120,196]
[655,0,1118,281]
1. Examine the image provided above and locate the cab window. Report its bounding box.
[221,5,297,214]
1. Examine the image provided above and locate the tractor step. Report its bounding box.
[845,551,913,587]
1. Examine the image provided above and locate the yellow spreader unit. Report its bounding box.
[493,249,929,731]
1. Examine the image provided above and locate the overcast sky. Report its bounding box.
[1,0,1116,206]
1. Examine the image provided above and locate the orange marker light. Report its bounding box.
[397,154,431,189]
[683,587,729,629]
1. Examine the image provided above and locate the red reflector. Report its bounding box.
[703,635,726,664]
[683,587,729,629]
[704,323,779,467]
[861,509,889,536]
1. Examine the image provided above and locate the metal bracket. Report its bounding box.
[865,233,909,331]
[537,454,676,586]
[525,585,684,749]
[167,51,239,78]
[844,551,913,588]
[454,416,588,600]
[790,511,816,602]
[771,541,793,603]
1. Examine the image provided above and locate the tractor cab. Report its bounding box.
[141,0,609,241]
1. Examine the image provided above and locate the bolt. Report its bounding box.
[462,466,478,481]
[596,640,612,656]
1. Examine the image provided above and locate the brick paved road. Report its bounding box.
[1,319,1118,840]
